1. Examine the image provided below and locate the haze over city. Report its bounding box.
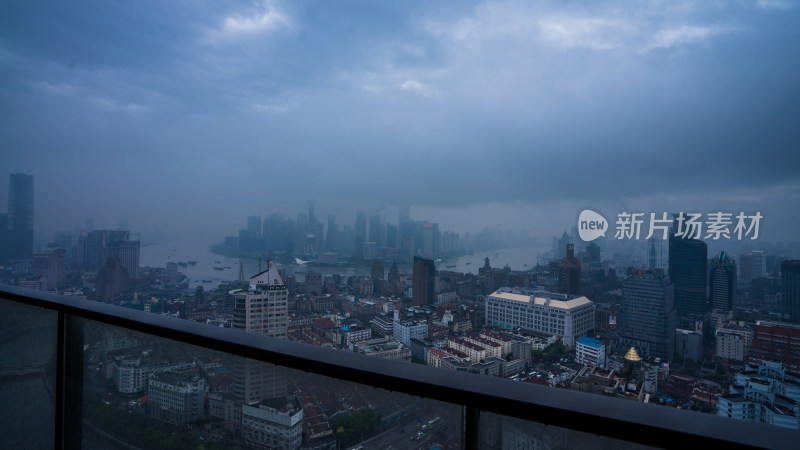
[4,3,800,448]
[2,0,799,243]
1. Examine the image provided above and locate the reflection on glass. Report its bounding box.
[81,319,462,449]
[479,411,656,450]
[0,298,57,450]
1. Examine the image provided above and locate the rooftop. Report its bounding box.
[577,336,604,348]
[490,288,592,310]
[480,330,512,342]
[451,338,485,352]
[249,259,284,288]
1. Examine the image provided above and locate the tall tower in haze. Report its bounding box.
[6,173,34,260]
[412,256,435,306]
[669,216,708,320]
[369,212,383,247]
[669,237,707,319]
[709,251,737,312]
[326,214,337,250]
[558,244,581,295]
[247,216,262,236]
[354,209,367,260]
[648,237,662,269]
[556,231,570,261]
[355,209,367,242]
[619,268,676,361]
[782,260,800,323]
[422,223,434,258]
[398,206,410,226]
[398,206,410,251]
[307,198,316,224]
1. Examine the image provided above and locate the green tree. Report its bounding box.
[332,408,380,448]
[541,342,566,361]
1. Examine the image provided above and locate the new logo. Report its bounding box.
[578,209,608,241]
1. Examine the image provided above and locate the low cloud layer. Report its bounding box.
[1,0,798,241]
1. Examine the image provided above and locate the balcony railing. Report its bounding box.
[1,284,796,449]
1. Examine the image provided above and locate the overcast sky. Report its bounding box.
[1,0,798,244]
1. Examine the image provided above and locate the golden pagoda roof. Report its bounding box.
[624,347,642,362]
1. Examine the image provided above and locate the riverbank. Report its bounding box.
[143,238,548,288]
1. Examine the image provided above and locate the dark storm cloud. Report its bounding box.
[1,0,798,240]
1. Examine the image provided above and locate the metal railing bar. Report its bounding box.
[2,286,794,449]
[54,310,65,450]
[64,314,83,449]
[464,406,480,450]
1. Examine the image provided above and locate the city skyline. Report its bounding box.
[4,181,800,445]
[4,183,799,262]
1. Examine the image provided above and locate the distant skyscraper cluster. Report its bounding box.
[78,229,141,302]
[0,172,147,301]
[225,203,462,264]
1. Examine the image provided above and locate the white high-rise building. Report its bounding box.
[242,396,303,449]
[715,323,752,362]
[576,336,606,367]
[149,372,207,425]
[485,288,595,348]
[393,320,428,346]
[231,261,290,413]
[233,260,288,338]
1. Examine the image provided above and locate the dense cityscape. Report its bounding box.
[2,173,799,449]
[2,1,799,448]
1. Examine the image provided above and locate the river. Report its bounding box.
[140,238,549,288]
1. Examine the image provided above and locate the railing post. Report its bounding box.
[54,311,64,450]
[464,405,480,450]
[56,313,83,449]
